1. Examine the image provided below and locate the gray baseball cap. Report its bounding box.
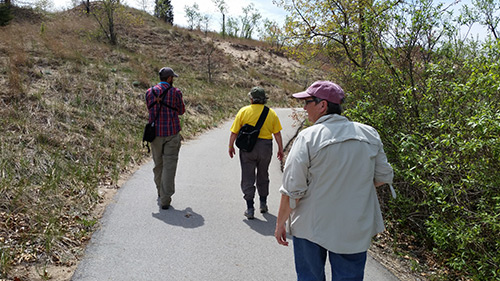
[159,67,179,78]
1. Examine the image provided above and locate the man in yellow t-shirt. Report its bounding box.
[229,87,284,219]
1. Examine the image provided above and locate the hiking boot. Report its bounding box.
[244,208,255,219]
[260,203,268,213]
[160,197,171,210]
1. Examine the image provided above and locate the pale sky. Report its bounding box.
[51,0,289,33]
[51,0,488,40]
[168,0,288,29]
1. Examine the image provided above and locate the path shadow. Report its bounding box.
[243,212,277,236]
[152,206,205,229]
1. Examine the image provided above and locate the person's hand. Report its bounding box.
[229,146,235,158]
[277,150,284,161]
[275,224,289,246]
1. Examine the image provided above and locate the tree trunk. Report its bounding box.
[222,13,225,38]
[108,10,116,45]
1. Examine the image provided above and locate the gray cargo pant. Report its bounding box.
[239,139,273,206]
[151,133,181,207]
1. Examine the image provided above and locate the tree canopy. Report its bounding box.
[276,0,500,279]
[155,0,173,25]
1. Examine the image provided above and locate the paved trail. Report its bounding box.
[72,108,400,281]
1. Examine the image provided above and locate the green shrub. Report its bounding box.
[345,40,500,280]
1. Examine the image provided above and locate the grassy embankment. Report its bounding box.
[0,6,309,278]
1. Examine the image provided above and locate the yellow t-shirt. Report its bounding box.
[230,104,282,139]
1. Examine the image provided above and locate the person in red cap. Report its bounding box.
[275,81,394,280]
[145,67,185,210]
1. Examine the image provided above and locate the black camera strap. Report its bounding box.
[255,106,269,130]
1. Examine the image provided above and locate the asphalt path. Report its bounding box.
[71,108,400,281]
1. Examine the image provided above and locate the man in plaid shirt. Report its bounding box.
[145,67,185,210]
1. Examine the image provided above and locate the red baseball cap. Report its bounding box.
[292,81,345,104]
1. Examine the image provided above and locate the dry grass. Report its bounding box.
[0,4,309,280]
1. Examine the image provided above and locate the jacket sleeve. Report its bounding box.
[280,134,309,201]
[374,143,394,184]
[145,88,156,110]
[174,88,185,115]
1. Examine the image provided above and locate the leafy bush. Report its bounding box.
[345,40,500,280]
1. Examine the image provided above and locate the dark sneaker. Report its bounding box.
[244,208,255,219]
[160,197,172,210]
[260,203,268,213]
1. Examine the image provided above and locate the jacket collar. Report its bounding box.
[315,114,346,125]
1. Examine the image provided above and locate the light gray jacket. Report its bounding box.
[280,114,394,254]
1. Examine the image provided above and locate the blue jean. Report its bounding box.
[293,237,367,281]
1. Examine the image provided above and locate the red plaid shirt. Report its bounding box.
[145,82,185,137]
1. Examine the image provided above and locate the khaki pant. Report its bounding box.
[151,133,181,206]
[239,139,273,206]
